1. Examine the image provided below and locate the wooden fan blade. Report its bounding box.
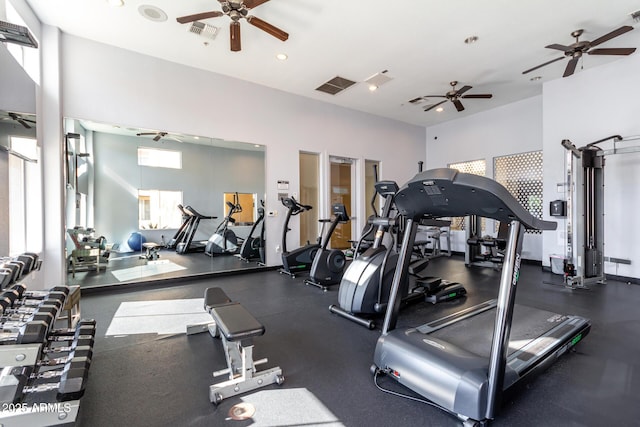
[423,100,447,112]
[153,135,161,141]
[244,0,270,8]
[522,56,565,74]
[230,22,241,52]
[17,119,31,129]
[423,95,447,98]
[176,11,223,24]
[453,99,465,112]
[408,97,424,104]
[247,16,288,41]
[462,94,493,99]
[456,85,472,96]
[589,47,636,56]
[590,25,633,48]
[545,43,571,52]
[563,56,579,77]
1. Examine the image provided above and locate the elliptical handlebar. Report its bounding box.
[281,197,313,215]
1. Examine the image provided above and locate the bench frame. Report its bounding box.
[187,287,284,405]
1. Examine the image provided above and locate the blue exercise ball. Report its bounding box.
[127,232,146,252]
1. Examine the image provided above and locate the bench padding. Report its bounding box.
[210,304,265,341]
[204,287,233,309]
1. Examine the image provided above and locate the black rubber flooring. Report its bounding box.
[76,256,640,427]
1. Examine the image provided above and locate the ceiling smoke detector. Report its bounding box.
[188,22,218,39]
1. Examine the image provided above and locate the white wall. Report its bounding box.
[49,34,425,270]
[542,53,640,279]
[425,96,544,260]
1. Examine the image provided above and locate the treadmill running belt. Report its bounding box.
[429,304,567,358]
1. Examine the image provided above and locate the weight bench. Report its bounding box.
[186,287,284,404]
[140,242,162,260]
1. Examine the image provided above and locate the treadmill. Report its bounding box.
[373,168,590,426]
[175,206,216,254]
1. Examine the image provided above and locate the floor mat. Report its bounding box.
[110,260,186,282]
[105,298,211,335]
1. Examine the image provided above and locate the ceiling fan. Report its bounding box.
[137,131,168,142]
[176,0,289,52]
[523,26,636,78]
[410,81,493,112]
[6,112,36,129]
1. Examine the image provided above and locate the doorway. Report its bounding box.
[329,156,355,249]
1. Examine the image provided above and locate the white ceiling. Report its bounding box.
[24,0,640,127]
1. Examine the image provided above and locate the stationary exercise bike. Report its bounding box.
[304,203,350,291]
[205,200,243,256]
[238,200,265,263]
[279,197,321,278]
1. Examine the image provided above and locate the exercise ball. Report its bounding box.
[127,232,146,252]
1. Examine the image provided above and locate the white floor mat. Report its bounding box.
[110,260,186,282]
[105,298,211,335]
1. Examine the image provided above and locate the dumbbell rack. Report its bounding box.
[0,273,95,427]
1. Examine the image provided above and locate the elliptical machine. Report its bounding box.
[279,197,320,278]
[238,200,265,263]
[205,200,243,256]
[304,203,350,291]
[329,162,466,329]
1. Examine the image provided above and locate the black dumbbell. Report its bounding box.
[0,359,91,404]
[5,285,68,307]
[0,321,48,345]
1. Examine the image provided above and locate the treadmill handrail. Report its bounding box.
[394,168,556,231]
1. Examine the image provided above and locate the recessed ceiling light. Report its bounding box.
[138,5,168,22]
[530,76,542,81]
[368,84,378,92]
[435,107,444,112]
[107,0,124,7]
[276,53,288,60]
[464,35,479,44]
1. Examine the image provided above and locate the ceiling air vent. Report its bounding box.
[315,76,357,95]
[188,21,218,39]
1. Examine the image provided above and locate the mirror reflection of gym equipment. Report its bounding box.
[62,118,267,289]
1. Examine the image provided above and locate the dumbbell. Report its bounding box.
[38,343,94,372]
[0,358,91,404]
[0,321,48,345]
[0,289,65,312]
[42,323,96,354]
[0,306,57,332]
[6,284,68,307]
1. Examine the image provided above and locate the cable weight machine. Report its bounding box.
[561,134,640,289]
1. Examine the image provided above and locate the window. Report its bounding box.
[448,159,487,231]
[8,136,40,255]
[138,190,183,229]
[10,136,38,161]
[494,151,543,234]
[4,1,40,83]
[137,147,182,169]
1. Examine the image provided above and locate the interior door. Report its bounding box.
[329,157,353,249]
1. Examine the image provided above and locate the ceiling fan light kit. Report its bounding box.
[176,0,288,52]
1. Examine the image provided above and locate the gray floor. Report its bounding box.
[75,256,640,427]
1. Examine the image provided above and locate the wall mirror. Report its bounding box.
[0,109,38,257]
[63,118,267,289]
